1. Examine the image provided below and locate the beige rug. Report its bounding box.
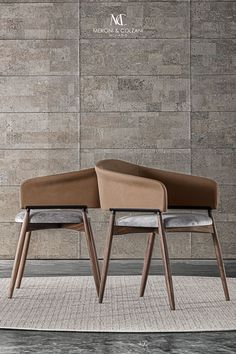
[0,276,235,332]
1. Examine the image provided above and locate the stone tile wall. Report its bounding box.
[0,0,235,259]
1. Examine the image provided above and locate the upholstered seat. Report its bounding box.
[116,213,213,229]
[15,209,83,224]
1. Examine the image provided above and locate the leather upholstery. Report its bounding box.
[95,159,218,210]
[20,168,100,209]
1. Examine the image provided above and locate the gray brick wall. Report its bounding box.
[0,0,235,259]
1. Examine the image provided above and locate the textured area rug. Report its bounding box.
[0,276,235,332]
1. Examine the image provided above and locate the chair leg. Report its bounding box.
[99,211,115,304]
[8,209,29,298]
[210,213,230,301]
[16,231,31,289]
[158,213,175,310]
[88,220,101,283]
[82,210,101,296]
[140,232,155,297]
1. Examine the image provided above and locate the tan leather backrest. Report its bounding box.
[20,168,100,208]
[96,159,218,209]
[95,160,168,211]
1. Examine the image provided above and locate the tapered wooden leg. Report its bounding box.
[158,213,175,310]
[16,231,31,289]
[8,209,30,298]
[209,211,230,301]
[99,211,115,304]
[140,232,155,297]
[88,220,101,283]
[82,210,101,296]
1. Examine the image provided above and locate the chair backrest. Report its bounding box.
[20,167,100,209]
[95,159,168,211]
[95,159,218,209]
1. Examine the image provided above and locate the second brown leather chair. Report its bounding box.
[95,159,230,310]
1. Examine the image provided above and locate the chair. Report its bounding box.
[9,168,101,298]
[95,159,230,310]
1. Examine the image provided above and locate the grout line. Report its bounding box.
[190,0,193,257]
[0,111,235,114]
[0,147,234,151]
[1,37,235,40]
[1,110,236,113]
[78,0,81,260]
[1,74,235,77]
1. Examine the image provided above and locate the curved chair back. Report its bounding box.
[95,159,168,211]
[95,159,217,210]
[20,168,100,209]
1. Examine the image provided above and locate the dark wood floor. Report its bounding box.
[0,259,236,354]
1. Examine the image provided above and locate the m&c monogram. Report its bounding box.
[93,12,143,37]
[110,14,127,26]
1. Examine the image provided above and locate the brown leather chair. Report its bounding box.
[95,159,230,310]
[9,168,101,298]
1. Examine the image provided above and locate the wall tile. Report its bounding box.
[1,0,76,2]
[81,39,190,76]
[0,223,80,259]
[81,112,190,149]
[192,148,236,185]
[0,149,78,186]
[27,229,80,259]
[0,3,78,39]
[192,75,236,112]
[0,40,78,76]
[0,113,78,149]
[81,2,190,39]
[0,187,19,222]
[81,76,190,112]
[81,0,190,2]
[191,112,236,148]
[191,2,236,38]
[191,222,236,259]
[81,148,191,173]
[214,185,236,222]
[192,39,236,75]
[0,76,78,112]
[0,223,20,259]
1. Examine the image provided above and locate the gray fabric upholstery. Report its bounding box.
[15,209,83,224]
[116,213,213,228]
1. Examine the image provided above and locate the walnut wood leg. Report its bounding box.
[140,232,155,297]
[88,220,101,283]
[82,210,101,296]
[16,231,31,289]
[158,213,175,310]
[99,212,115,304]
[8,209,30,298]
[209,212,230,301]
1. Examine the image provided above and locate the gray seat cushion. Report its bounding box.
[15,209,83,224]
[116,213,213,229]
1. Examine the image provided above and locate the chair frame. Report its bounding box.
[8,205,101,298]
[99,207,230,310]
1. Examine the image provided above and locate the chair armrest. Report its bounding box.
[20,168,100,209]
[95,167,168,212]
[141,166,218,209]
